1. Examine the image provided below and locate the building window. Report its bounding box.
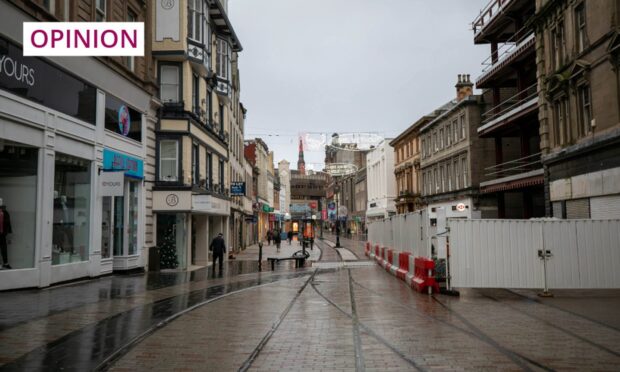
[52,154,91,265]
[433,131,438,152]
[578,85,592,136]
[219,159,225,192]
[125,10,137,71]
[217,38,231,80]
[445,124,451,147]
[460,114,466,139]
[219,103,225,133]
[159,140,179,182]
[206,153,213,189]
[192,73,200,115]
[552,21,566,69]
[575,4,587,54]
[440,165,445,192]
[192,143,199,185]
[421,139,426,158]
[454,159,460,189]
[439,128,444,149]
[452,120,458,143]
[462,157,468,188]
[434,168,439,193]
[554,97,570,145]
[160,65,180,103]
[95,0,106,21]
[188,0,203,42]
[447,163,452,191]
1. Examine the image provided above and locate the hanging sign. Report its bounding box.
[99,171,124,196]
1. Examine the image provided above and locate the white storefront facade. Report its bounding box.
[0,6,151,290]
[366,140,397,222]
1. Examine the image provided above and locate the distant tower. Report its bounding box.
[297,137,306,175]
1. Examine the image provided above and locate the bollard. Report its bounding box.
[258,241,263,271]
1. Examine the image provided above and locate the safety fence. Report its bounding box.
[369,215,620,290]
[367,210,429,258]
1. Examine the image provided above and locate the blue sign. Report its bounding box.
[103,149,144,179]
[231,182,246,196]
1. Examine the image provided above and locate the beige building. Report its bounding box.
[390,115,433,214]
[535,0,620,218]
[149,0,242,270]
[420,76,496,219]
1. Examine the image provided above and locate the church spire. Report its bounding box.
[297,137,306,175]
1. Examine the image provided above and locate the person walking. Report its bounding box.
[209,232,226,277]
[266,230,272,246]
[287,230,293,245]
[274,230,282,252]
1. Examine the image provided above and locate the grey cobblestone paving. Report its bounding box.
[2,234,619,371]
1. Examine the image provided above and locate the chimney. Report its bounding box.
[456,74,474,102]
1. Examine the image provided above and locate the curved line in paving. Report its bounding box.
[237,269,318,372]
[504,288,620,333]
[0,271,313,372]
[480,292,620,359]
[310,269,424,371]
[349,275,552,372]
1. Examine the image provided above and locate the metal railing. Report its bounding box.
[479,28,534,76]
[481,83,538,124]
[473,0,514,35]
[484,152,542,178]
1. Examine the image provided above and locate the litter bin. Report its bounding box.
[148,246,161,272]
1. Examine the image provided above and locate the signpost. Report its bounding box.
[231,182,246,196]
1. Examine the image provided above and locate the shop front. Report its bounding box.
[153,191,229,271]
[0,29,150,289]
[99,149,144,273]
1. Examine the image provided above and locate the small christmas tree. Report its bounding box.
[159,228,179,269]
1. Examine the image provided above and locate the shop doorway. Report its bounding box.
[101,180,140,263]
[156,213,187,270]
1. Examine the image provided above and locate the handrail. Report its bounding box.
[473,0,514,35]
[484,152,542,178]
[480,28,534,74]
[481,83,538,124]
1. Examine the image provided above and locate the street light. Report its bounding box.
[335,181,341,248]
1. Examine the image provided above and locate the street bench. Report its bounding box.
[267,250,310,271]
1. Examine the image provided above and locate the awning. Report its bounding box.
[481,174,544,194]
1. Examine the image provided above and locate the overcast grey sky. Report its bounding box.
[228,0,490,169]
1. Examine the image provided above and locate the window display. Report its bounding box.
[128,182,139,255]
[52,153,91,265]
[0,140,38,270]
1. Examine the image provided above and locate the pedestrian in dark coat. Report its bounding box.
[274,230,282,251]
[209,233,226,276]
[287,230,293,245]
[266,230,272,246]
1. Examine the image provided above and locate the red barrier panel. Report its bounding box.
[386,249,394,271]
[374,245,380,258]
[378,247,386,265]
[412,257,440,294]
[365,242,371,257]
[396,252,412,280]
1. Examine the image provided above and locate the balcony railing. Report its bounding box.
[473,0,515,35]
[478,28,534,79]
[485,152,542,178]
[481,83,538,125]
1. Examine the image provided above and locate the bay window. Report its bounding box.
[160,65,180,103]
[217,38,231,80]
[188,0,203,42]
[159,140,179,182]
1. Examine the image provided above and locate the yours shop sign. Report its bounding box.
[0,36,96,124]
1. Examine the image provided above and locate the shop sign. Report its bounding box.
[105,95,142,142]
[261,204,273,213]
[231,182,246,196]
[290,203,310,214]
[328,202,336,211]
[103,149,144,179]
[193,195,230,216]
[0,36,97,124]
[309,201,317,210]
[99,171,124,196]
[456,203,467,212]
[322,210,327,220]
[153,190,191,211]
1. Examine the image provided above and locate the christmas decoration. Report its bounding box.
[159,228,178,269]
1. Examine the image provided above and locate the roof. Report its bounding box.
[389,114,437,146]
[209,0,243,51]
[419,96,479,133]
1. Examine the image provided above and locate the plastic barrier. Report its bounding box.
[396,252,412,281]
[365,242,371,257]
[412,257,440,294]
[385,249,394,271]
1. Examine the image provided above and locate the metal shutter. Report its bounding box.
[566,198,590,219]
[552,202,564,219]
[590,195,620,219]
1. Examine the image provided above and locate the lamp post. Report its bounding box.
[335,181,341,248]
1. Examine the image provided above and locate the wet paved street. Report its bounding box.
[1,238,620,371]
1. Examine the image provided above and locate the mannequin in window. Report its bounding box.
[0,198,12,269]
